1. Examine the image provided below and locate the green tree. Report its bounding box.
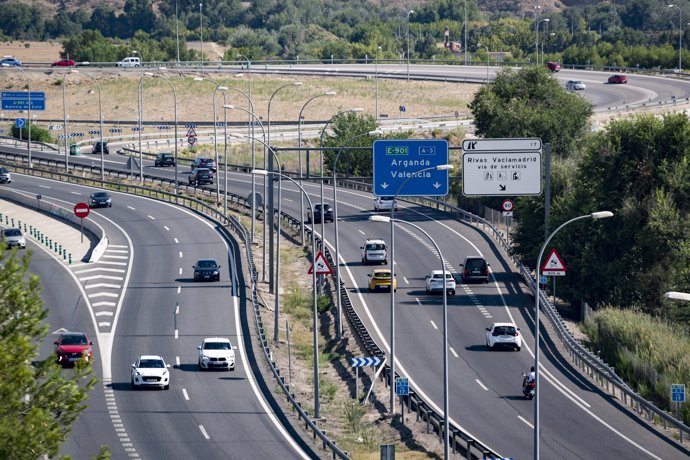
[10,124,53,143]
[0,248,97,459]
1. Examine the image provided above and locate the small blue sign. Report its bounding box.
[15,118,25,129]
[395,377,409,396]
[672,384,685,402]
[539,275,547,284]
[373,139,449,197]
[399,105,406,113]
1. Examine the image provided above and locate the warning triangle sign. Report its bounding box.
[186,127,197,137]
[541,248,567,272]
[308,251,333,275]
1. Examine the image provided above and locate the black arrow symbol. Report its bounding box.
[499,184,506,191]
[468,141,477,149]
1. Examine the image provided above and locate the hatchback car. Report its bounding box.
[54,332,93,367]
[361,238,387,265]
[92,141,109,154]
[191,157,217,172]
[608,74,628,84]
[131,355,170,390]
[89,191,112,208]
[307,203,334,223]
[0,57,21,66]
[189,167,214,185]
[368,268,396,292]
[52,59,76,67]
[193,259,221,281]
[0,166,11,183]
[460,256,490,283]
[154,153,175,167]
[2,227,26,249]
[374,196,397,211]
[197,337,236,371]
[486,322,522,351]
[565,80,586,91]
[546,61,560,72]
[425,270,456,295]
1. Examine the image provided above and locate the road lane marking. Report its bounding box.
[176,356,180,366]
[177,286,181,294]
[403,276,409,284]
[147,215,155,220]
[358,229,365,235]
[179,267,182,275]
[182,388,189,400]
[450,347,459,358]
[174,238,179,244]
[475,379,488,391]
[127,205,135,210]
[518,415,533,429]
[164,225,170,231]
[70,191,80,195]
[430,320,438,330]
[179,251,183,258]
[174,329,178,339]
[199,425,210,440]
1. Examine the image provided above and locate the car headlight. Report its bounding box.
[162,369,168,376]
[201,354,209,360]
[135,370,141,376]
[213,270,219,275]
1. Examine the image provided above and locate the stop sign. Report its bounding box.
[73,202,90,219]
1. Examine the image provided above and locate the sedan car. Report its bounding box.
[368,268,396,292]
[0,57,22,66]
[92,141,109,154]
[565,80,586,91]
[191,157,217,172]
[2,227,26,249]
[307,203,334,223]
[89,191,112,208]
[0,166,11,183]
[193,259,221,281]
[546,61,560,72]
[608,74,628,84]
[374,196,397,211]
[425,270,456,295]
[189,167,214,186]
[486,322,522,351]
[54,332,93,367]
[131,355,170,390]
[52,58,76,67]
[460,256,490,283]
[197,337,236,370]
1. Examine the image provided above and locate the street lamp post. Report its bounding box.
[199,3,204,69]
[147,71,179,201]
[137,73,146,182]
[370,214,451,459]
[664,291,690,301]
[387,164,453,415]
[464,0,468,66]
[194,76,228,204]
[2,64,32,168]
[669,4,683,72]
[375,46,382,121]
[407,10,414,81]
[536,18,550,67]
[534,211,613,460]
[61,69,73,171]
[332,129,383,340]
[251,168,321,418]
[478,43,490,82]
[72,70,104,180]
[297,91,337,246]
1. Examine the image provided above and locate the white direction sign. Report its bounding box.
[462,138,543,196]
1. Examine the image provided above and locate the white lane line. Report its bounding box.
[358,229,365,235]
[475,379,488,391]
[179,251,183,258]
[79,275,124,281]
[174,238,179,244]
[102,255,128,260]
[430,320,438,330]
[147,215,155,220]
[174,329,178,339]
[403,276,409,284]
[108,244,128,248]
[179,267,182,275]
[107,249,129,254]
[70,191,81,195]
[85,283,122,289]
[74,267,125,274]
[177,286,181,294]
[164,225,170,231]
[415,298,422,306]
[450,347,459,358]
[98,321,111,327]
[518,415,534,429]
[38,185,50,189]
[284,198,294,202]
[176,356,180,366]
[127,205,135,210]
[95,311,114,317]
[88,292,119,299]
[92,301,116,307]
[182,388,190,400]
[198,425,210,440]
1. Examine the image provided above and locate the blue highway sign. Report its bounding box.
[395,377,409,396]
[373,139,449,197]
[1,91,46,111]
[672,384,685,402]
[351,357,382,367]
[15,118,25,129]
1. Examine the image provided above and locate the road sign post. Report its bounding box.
[672,384,686,442]
[373,139,449,197]
[73,202,90,243]
[395,377,409,422]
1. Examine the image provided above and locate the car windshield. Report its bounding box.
[203,342,231,350]
[197,260,217,268]
[61,334,87,345]
[493,326,517,336]
[3,228,21,237]
[93,192,109,198]
[139,359,165,368]
[366,243,385,250]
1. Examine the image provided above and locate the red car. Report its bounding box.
[52,58,76,67]
[546,61,561,72]
[608,74,628,84]
[54,331,93,366]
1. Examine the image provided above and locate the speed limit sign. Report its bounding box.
[501,200,514,212]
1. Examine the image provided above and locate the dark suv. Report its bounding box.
[191,157,217,172]
[460,256,490,283]
[92,141,109,154]
[155,153,176,167]
[307,203,334,223]
[189,167,214,186]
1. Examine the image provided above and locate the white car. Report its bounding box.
[361,238,387,265]
[565,80,586,91]
[117,56,141,67]
[131,355,170,390]
[425,270,456,295]
[197,337,236,371]
[374,196,397,211]
[486,322,522,351]
[2,227,26,249]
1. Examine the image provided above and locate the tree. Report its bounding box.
[0,247,97,459]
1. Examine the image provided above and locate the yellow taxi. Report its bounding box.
[368,269,396,292]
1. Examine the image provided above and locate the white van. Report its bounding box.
[117,56,141,68]
[361,238,387,265]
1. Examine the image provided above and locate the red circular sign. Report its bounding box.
[501,199,514,212]
[73,202,90,219]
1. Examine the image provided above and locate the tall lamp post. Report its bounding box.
[478,43,490,82]
[2,64,32,168]
[61,69,73,171]
[387,164,453,415]
[137,73,147,182]
[199,3,204,69]
[370,214,451,459]
[251,168,321,418]
[146,71,179,201]
[332,129,383,340]
[534,211,613,460]
[72,69,104,180]
[406,10,414,81]
[297,91,337,246]
[375,45,382,121]
[464,0,468,65]
[668,4,683,72]
[535,18,550,67]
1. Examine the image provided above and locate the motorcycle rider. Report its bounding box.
[523,366,536,389]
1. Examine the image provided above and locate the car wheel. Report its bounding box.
[198,359,203,370]
[426,287,430,294]
[131,377,136,389]
[164,384,170,390]
[383,259,388,265]
[516,346,521,351]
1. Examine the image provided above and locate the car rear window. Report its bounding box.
[367,243,385,250]
[493,326,517,336]
[466,259,486,270]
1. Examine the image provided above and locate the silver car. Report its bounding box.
[0,167,11,183]
[2,227,26,249]
[565,80,586,91]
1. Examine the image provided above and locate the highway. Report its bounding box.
[3,65,690,459]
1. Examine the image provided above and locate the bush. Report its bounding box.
[10,124,53,143]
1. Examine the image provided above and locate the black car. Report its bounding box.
[189,168,214,186]
[155,153,176,167]
[193,259,221,281]
[89,191,112,208]
[92,141,109,155]
[307,203,334,223]
[191,157,217,172]
[460,256,490,283]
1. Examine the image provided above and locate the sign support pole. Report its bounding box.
[80,217,83,243]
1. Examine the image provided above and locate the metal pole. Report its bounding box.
[5,65,33,168]
[153,72,179,201]
[175,0,180,64]
[464,0,468,65]
[137,74,145,182]
[375,46,381,121]
[407,10,414,81]
[81,71,104,181]
[199,3,203,69]
[62,70,70,171]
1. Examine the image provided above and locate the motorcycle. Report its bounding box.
[522,373,536,400]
